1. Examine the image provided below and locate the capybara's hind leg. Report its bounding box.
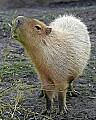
[68,81,80,97]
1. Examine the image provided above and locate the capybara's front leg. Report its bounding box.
[45,90,53,111]
[42,90,54,115]
[41,77,54,115]
[58,89,68,114]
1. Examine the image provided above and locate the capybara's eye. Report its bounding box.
[35,25,41,30]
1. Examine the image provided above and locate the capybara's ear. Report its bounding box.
[45,27,52,35]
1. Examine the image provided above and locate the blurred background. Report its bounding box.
[0,0,96,9]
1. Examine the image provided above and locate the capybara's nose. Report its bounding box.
[11,16,25,34]
[14,16,25,28]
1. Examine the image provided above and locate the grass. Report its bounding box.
[1,61,36,82]
[0,60,51,119]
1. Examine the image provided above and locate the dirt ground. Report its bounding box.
[0,1,96,120]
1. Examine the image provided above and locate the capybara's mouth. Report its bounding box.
[13,35,18,39]
[11,26,18,39]
[11,30,18,40]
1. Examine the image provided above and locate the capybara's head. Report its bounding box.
[11,16,52,44]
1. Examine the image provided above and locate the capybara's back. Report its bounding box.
[49,15,90,77]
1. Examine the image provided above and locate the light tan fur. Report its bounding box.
[11,15,91,114]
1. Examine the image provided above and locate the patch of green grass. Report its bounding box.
[0,14,14,31]
[1,61,36,82]
[80,86,88,95]
[86,74,94,82]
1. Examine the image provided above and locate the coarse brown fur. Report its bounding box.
[11,15,91,114]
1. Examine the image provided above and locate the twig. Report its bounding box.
[88,96,96,99]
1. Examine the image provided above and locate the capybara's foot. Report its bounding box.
[69,90,80,97]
